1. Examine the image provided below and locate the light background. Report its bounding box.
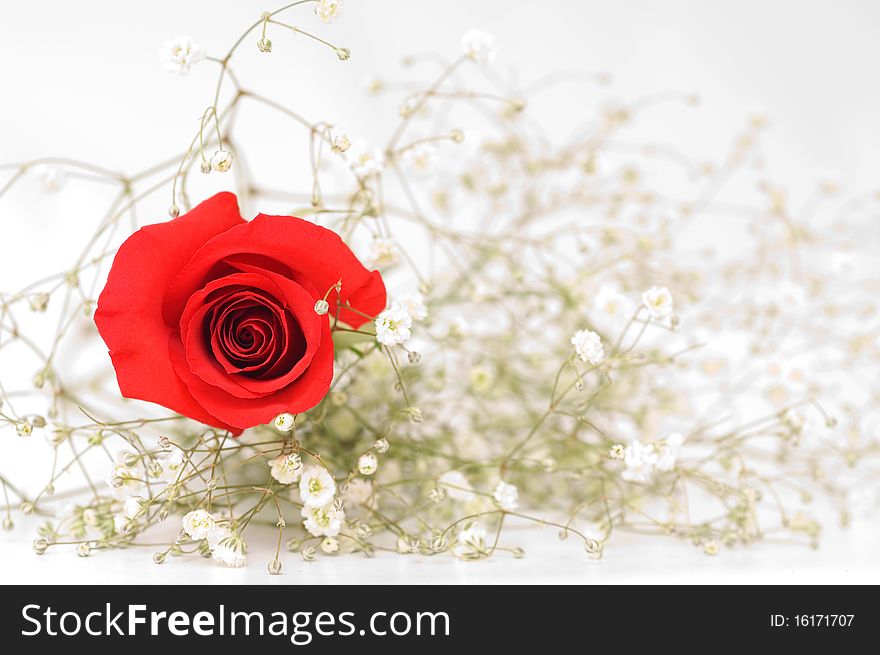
[1,0,879,583]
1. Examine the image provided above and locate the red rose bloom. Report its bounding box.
[95,192,385,433]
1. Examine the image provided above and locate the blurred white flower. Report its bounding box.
[621,441,659,483]
[493,481,519,511]
[31,165,66,192]
[158,35,205,75]
[571,329,605,365]
[641,286,674,319]
[302,503,345,537]
[299,466,336,507]
[348,140,385,176]
[321,536,340,554]
[182,509,216,540]
[314,0,343,23]
[269,452,302,484]
[655,432,684,471]
[403,143,437,173]
[461,29,497,64]
[396,292,428,321]
[331,133,351,153]
[343,478,373,505]
[368,238,400,268]
[438,470,474,501]
[593,285,632,320]
[122,497,143,520]
[375,304,413,346]
[156,449,185,483]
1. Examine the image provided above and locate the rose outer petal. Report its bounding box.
[94,192,245,432]
[162,213,387,330]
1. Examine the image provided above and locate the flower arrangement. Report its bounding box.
[1,0,878,574]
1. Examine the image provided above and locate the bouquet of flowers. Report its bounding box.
[2,0,878,574]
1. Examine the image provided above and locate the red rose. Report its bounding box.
[95,192,386,433]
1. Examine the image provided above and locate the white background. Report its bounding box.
[1,0,879,583]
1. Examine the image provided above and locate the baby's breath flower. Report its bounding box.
[358,452,378,475]
[331,134,351,153]
[609,444,625,460]
[438,470,473,501]
[452,524,490,560]
[342,478,372,506]
[348,141,385,177]
[593,285,631,320]
[375,304,413,346]
[158,35,205,75]
[368,238,400,269]
[461,29,497,64]
[396,291,428,321]
[273,412,296,432]
[269,453,303,484]
[301,503,345,537]
[321,536,340,554]
[642,286,674,319]
[621,440,659,483]
[123,497,143,520]
[571,329,605,365]
[403,142,437,173]
[181,509,216,540]
[212,534,247,567]
[314,0,343,23]
[493,481,519,511]
[211,149,233,172]
[299,466,336,507]
[373,438,390,454]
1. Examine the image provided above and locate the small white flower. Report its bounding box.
[123,497,143,520]
[655,432,684,471]
[358,452,378,475]
[571,329,605,365]
[331,133,351,153]
[461,29,497,64]
[375,304,413,346]
[206,524,231,549]
[493,481,519,511]
[211,149,233,173]
[438,470,474,501]
[396,292,428,321]
[158,35,205,75]
[107,452,145,499]
[314,0,343,23]
[593,285,632,320]
[403,143,437,173]
[273,412,295,432]
[368,238,400,268]
[321,536,340,554]
[156,449,186,483]
[269,453,303,484]
[301,503,345,537]
[211,534,247,568]
[452,524,489,559]
[348,140,385,177]
[182,509,216,540]
[621,440,659,483]
[82,508,98,527]
[642,286,674,319]
[113,514,129,535]
[343,478,373,506]
[299,466,337,507]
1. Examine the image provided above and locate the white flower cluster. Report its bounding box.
[570,329,605,365]
[615,433,684,483]
[641,285,674,319]
[314,0,343,23]
[493,481,519,511]
[181,510,246,567]
[158,35,205,75]
[298,466,345,537]
[374,292,427,347]
[460,29,497,65]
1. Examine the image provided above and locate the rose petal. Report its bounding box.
[163,214,386,329]
[95,192,244,431]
